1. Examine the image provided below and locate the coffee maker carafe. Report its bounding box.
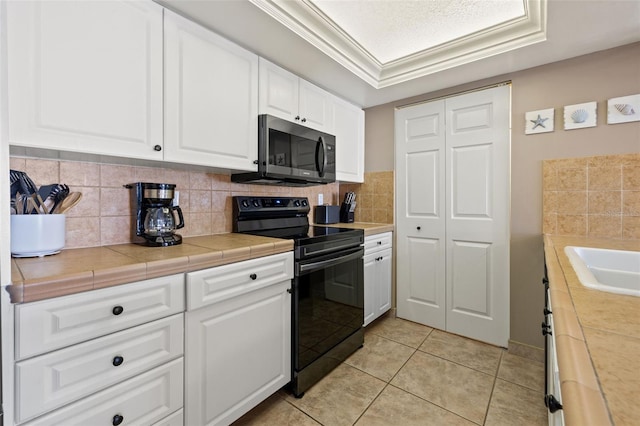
[129,182,184,246]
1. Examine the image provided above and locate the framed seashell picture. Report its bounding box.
[564,101,597,130]
[607,94,640,124]
[525,108,554,134]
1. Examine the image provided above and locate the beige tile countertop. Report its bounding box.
[544,235,640,426]
[321,222,394,236]
[9,234,293,304]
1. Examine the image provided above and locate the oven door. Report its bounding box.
[293,246,364,372]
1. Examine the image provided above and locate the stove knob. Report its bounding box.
[293,200,300,207]
[252,199,260,207]
[241,200,250,208]
[301,199,308,207]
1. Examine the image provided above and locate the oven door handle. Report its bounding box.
[298,248,363,274]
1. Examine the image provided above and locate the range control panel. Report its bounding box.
[232,196,310,221]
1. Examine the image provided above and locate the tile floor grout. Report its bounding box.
[235,315,547,426]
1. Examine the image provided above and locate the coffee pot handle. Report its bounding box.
[172,206,185,229]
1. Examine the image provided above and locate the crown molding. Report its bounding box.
[248,0,547,89]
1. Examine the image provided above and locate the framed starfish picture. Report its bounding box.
[525,108,554,134]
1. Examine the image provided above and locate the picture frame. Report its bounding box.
[525,108,554,134]
[607,94,640,124]
[564,101,597,130]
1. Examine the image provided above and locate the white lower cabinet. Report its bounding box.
[185,252,293,426]
[16,314,183,423]
[15,273,185,360]
[13,276,185,425]
[364,232,393,326]
[23,359,184,426]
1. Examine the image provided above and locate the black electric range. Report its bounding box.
[233,196,365,397]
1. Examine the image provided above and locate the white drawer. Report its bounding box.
[16,314,184,423]
[187,252,293,310]
[23,358,183,426]
[152,408,183,426]
[364,232,392,254]
[16,274,185,360]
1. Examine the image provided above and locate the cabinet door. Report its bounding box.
[15,274,185,360]
[16,314,183,423]
[258,58,299,122]
[164,10,258,171]
[7,0,163,159]
[334,97,365,182]
[363,252,377,327]
[23,359,183,426]
[376,249,393,317]
[298,80,334,133]
[187,251,293,310]
[185,279,291,426]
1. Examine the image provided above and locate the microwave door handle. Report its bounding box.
[316,137,327,177]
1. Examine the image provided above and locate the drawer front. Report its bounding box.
[16,314,184,423]
[364,232,392,254]
[23,358,183,426]
[152,409,183,426]
[16,274,185,360]
[187,252,293,310]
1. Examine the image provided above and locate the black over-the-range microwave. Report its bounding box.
[231,114,336,186]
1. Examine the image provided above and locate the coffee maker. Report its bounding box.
[128,182,184,246]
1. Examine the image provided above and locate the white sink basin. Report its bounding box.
[564,246,640,297]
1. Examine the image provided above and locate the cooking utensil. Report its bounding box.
[54,191,82,214]
[49,184,70,214]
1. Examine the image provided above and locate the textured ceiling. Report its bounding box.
[311,0,526,64]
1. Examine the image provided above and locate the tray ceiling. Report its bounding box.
[249,0,545,88]
[157,0,640,107]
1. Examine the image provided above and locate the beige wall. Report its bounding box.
[365,42,640,347]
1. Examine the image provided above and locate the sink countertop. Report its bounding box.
[544,235,640,426]
[9,234,294,304]
[320,222,394,236]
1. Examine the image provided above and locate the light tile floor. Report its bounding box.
[234,314,547,426]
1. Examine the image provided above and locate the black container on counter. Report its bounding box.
[340,203,355,223]
[315,205,340,224]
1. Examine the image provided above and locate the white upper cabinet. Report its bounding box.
[6,0,164,160]
[164,10,259,171]
[259,58,334,133]
[333,97,365,182]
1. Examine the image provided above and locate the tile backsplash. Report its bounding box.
[542,153,639,239]
[10,157,339,249]
[340,171,394,224]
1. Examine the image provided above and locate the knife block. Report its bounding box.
[339,203,354,223]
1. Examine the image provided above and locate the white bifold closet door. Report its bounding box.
[395,85,510,347]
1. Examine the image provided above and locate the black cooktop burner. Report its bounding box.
[232,196,364,255]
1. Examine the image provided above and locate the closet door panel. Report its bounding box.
[450,241,491,316]
[395,102,446,329]
[407,151,440,217]
[445,85,510,347]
